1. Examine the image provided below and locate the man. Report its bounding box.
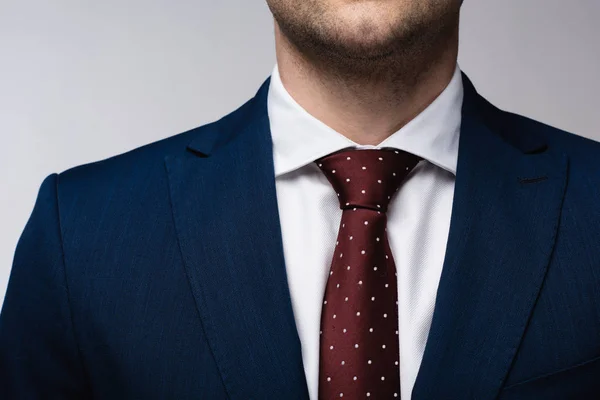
[1,0,599,398]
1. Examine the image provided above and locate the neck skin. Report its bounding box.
[273,23,459,146]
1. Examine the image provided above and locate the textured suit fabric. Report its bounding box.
[1,73,600,399]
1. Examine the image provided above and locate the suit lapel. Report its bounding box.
[165,79,310,399]
[412,75,569,399]
[165,72,569,400]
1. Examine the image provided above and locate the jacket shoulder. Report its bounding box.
[56,93,257,191]
[498,108,600,167]
[496,108,600,220]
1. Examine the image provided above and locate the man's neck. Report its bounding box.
[274,24,459,146]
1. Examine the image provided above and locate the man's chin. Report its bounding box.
[327,43,397,62]
[314,30,402,63]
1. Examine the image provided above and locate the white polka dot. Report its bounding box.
[324,300,327,304]
[330,345,334,350]
[368,360,372,364]
[369,328,373,332]
[364,221,369,225]
[318,163,323,167]
[367,393,371,397]
[330,271,333,275]
[393,172,396,176]
[343,328,347,333]
[373,267,378,271]
[385,255,389,259]
[385,284,389,288]
[376,237,380,241]
[358,280,363,285]
[337,283,340,288]
[353,208,357,211]
[376,204,381,208]
[394,394,398,397]
[347,157,351,160]
[339,393,343,397]
[327,377,331,381]
[340,253,343,258]
[395,151,399,154]
[341,361,345,365]
[396,330,399,335]
[354,344,359,348]
[342,224,345,228]
[345,202,350,206]
[377,180,382,184]
[383,313,388,318]
[353,376,357,380]
[345,297,349,301]
[320,330,322,334]
[347,266,351,270]
[356,312,361,316]
[361,250,366,255]
[378,157,383,161]
[382,344,386,349]
[406,166,410,170]
[349,236,353,240]
[346,178,351,182]
[332,170,336,173]
[381,376,385,381]
[395,361,399,365]
[361,189,366,194]
[336,241,339,245]
[362,166,367,170]
[371,297,375,301]
[333,314,336,318]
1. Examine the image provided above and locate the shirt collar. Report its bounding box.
[267,63,463,177]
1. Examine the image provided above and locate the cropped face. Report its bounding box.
[266,0,462,64]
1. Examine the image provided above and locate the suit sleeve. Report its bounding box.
[0,173,87,399]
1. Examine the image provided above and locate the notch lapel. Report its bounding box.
[165,79,310,399]
[412,75,569,399]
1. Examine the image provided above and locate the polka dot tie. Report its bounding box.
[315,148,421,400]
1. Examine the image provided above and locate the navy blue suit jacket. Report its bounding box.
[1,74,600,399]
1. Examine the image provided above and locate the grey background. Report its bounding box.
[1,0,599,305]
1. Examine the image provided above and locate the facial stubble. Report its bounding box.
[268,0,460,94]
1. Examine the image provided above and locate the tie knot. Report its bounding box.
[316,148,421,212]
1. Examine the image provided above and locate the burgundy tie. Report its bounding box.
[315,148,421,400]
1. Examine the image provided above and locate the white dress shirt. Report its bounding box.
[267,63,463,400]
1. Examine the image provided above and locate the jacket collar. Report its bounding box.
[170,72,567,399]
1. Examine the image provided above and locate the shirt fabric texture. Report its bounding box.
[267,63,464,400]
